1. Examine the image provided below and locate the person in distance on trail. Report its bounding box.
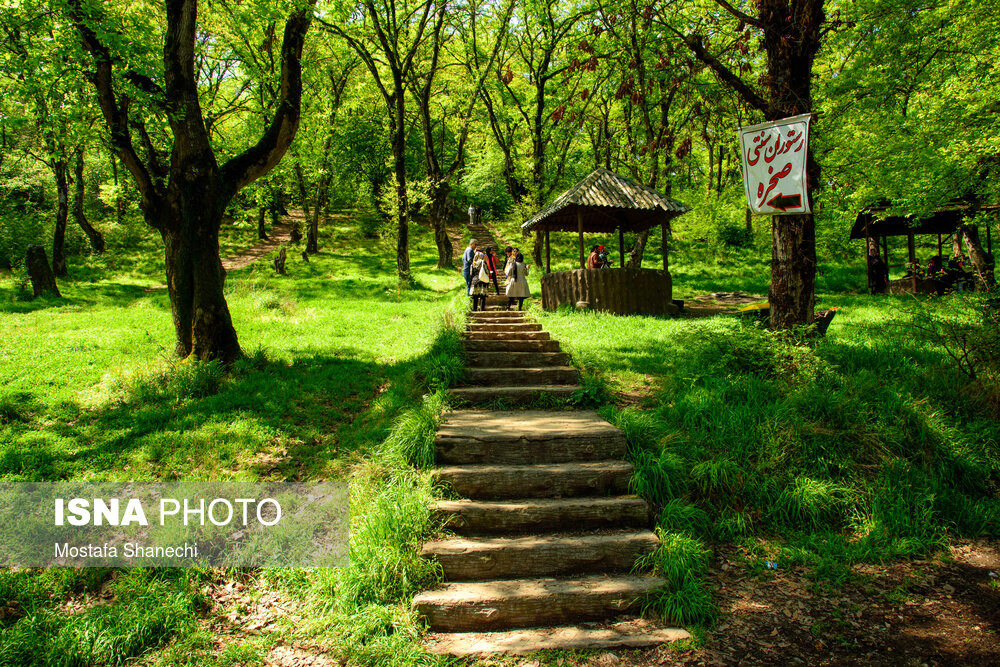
[469,249,490,311]
[462,239,478,291]
[505,252,530,311]
[484,246,502,295]
[468,203,476,227]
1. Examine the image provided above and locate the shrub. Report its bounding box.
[717,222,753,248]
[773,476,852,531]
[658,499,711,537]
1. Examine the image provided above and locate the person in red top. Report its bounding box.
[484,247,501,295]
[587,244,610,269]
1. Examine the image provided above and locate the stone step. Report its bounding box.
[465,351,570,368]
[422,531,660,580]
[424,619,691,656]
[465,322,543,332]
[435,410,626,464]
[433,460,633,499]
[448,385,580,405]
[448,385,581,405]
[433,496,650,534]
[468,311,527,320]
[412,575,665,632]
[464,367,579,387]
[462,340,561,353]
[462,331,551,341]
[465,319,529,328]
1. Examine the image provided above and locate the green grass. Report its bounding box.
[538,287,999,629]
[0,216,466,664]
[0,220,464,482]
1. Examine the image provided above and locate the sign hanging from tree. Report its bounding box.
[738,114,812,215]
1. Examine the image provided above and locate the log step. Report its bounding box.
[464,367,579,386]
[465,322,543,332]
[462,331,550,341]
[469,308,524,315]
[432,497,650,534]
[465,351,571,368]
[424,619,691,656]
[448,385,581,405]
[433,460,633,499]
[462,340,561,353]
[435,410,625,464]
[468,310,532,324]
[412,575,665,632]
[421,531,660,580]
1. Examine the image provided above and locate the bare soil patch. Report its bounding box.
[520,539,1000,666]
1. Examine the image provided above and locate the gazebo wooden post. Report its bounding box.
[545,226,551,274]
[865,223,872,291]
[577,210,585,269]
[618,226,625,268]
[988,226,992,255]
[661,220,669,272]
[883,236,890,276]
[937,233,943,257]
[907,232,917,292]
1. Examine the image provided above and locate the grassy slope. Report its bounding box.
[534,229,1000,628]
[0,221,461,482]
[0,218,462,665]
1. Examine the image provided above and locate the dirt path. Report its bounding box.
[542,539,1000,666]
[221,214,296,272]
[145,212,298,292]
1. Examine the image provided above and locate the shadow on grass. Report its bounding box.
[0,347,437,482]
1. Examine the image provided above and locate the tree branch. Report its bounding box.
[68,0,161,215]
[221,1,315,193]
[712,0,762,29]
[684,33,769,115]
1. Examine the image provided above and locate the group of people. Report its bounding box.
[868,250,980,295]
[462,239,531,311]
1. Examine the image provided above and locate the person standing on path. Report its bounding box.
[469,250,489,311]
[505,252,530,310]
[468,203,477,227]
[484,247,501,295]
[462,239,478,291]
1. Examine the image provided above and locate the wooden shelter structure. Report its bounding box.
[851,203,997,294]
[522,168,689,315]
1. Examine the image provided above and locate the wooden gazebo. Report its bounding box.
[522,168,689,315]
[851,203,996,294]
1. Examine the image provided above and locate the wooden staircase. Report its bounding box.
[412,310,689,655]
[453,309,581,404]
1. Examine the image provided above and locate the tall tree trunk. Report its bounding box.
[71,0,314,364]
[961,224,995,287]
[430,181,453,269]
[761,0,823,328]
[72,149,105,253]
[952,232,965,261]
[257,207,268,240]
[52,159,69,277]
[717,145,724,193]
[390,97,410,281]
[293,159,311,221]
[162,208,240,362]
[627,231,649,268]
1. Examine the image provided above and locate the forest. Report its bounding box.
[1,0,999,665]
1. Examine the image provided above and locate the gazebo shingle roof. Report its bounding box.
[522,168,689,233]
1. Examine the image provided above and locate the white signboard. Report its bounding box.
[738,113,811,215]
